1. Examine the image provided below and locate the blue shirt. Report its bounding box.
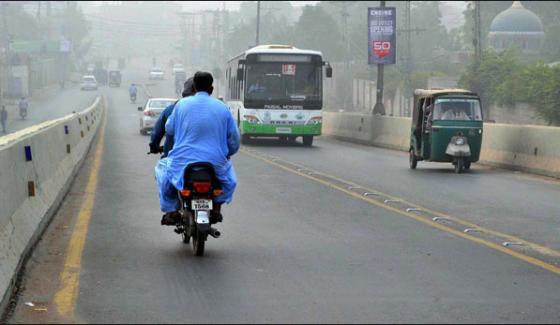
[150,103,176,157]
[164,92,240,190]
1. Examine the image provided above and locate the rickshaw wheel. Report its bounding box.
[409,149,417,169]
[464,160,471,171]
[454,158,464,174]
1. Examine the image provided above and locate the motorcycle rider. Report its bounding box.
[149,77,195,158]
[155,71,240,226]
[18,97,28,119]
[129,83,138,102]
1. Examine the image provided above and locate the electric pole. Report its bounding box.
[372,0,386,115]
[473,1,482,65]
[256,1,261,46]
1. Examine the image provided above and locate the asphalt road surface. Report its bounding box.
[5,59,560,324]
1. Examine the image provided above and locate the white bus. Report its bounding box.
[225,45,332,146]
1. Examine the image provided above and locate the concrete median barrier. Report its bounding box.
[0,96,105,312]
[323,112,560,178]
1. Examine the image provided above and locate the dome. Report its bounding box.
[489,1,544,33]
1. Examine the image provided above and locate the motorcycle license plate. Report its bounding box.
[192,199,213,210]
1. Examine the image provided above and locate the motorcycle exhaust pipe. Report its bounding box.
[209,227,221,238]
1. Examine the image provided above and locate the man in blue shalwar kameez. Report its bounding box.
[155,72,240,225]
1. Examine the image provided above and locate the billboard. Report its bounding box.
[368,7,396,65]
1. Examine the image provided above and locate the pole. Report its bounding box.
[1,2,9,105]
[256,1,261,46]
[373,0,386,115]
[473,1,482,65]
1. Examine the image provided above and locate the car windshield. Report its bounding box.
[432,97,482,121]
[149,100,175,109]
[83,77,95,82]
[245,62,322,102]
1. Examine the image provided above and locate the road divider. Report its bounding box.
[323,112,560,178]
[0,96,105,314]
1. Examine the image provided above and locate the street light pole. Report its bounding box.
[256,1,261,46]
[372,0,386,115]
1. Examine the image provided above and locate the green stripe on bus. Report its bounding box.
[240,121,322,135]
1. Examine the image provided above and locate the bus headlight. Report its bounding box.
[307,116,322,125]
[244,115,260,124]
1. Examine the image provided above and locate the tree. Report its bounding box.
[292,5,344,60]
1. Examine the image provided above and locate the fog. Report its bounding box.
[1,1,560,132]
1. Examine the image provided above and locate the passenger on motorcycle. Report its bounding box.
[149,77,195,158]
[155,72,240,225]
[129,83,138,100]
[18,97,28,118]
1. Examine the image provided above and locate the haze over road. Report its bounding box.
[3,58,560,324]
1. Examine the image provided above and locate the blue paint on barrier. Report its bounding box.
[24,145,32,161]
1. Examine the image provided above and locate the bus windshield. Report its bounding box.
[245,62,322,107]
[433,97,482,121]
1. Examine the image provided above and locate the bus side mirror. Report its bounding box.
[237,68,244,81]
[326,65,333,78]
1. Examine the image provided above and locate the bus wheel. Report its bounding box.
[409,149,417,169]
[303,136,313,147]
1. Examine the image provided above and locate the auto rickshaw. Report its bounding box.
[108,70,122,87]
[409,89,483,174]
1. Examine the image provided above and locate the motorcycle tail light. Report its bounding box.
[180,189,191,197]
[193,182,211,193]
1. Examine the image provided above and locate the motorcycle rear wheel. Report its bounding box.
[192,230,205,256]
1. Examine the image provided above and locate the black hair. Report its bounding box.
[182,77,195,98]
[193,71,213,94]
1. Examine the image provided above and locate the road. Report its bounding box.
[1,84,98,136]
[5,60,560,323]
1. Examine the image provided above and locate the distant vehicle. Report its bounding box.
[108,70,122,87]
[80,75,98,91]
[149,67,164,80]
[409,89,484,174]
[172,63,185,74]
[226,44,332,146]
[138,98,176,135]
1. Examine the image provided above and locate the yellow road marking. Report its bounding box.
[241,148,560,276]
[54,99,107,318]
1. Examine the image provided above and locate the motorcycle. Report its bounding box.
[130,93,137,104]
[176,162,223,256]
[149,148,223,256]
[19,107,27,120]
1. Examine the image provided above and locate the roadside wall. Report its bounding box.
[0,97,104,311]
[323,112,560,178]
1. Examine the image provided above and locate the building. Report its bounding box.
[488,1,545,55]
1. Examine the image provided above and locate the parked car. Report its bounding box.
[138,98,176,135]
[149,67,164,80]
[80,75,98,91]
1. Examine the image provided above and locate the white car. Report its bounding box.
[139,98,176,135]
[80,75,98,90]
[149,67,164,80]
[172,63,185,74]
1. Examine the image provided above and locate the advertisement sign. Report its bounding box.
[368,7,396,65]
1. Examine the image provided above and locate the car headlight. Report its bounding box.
[455,137,465,145]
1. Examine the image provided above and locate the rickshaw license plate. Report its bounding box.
[276,127,292,134]
[192,199,213,210]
